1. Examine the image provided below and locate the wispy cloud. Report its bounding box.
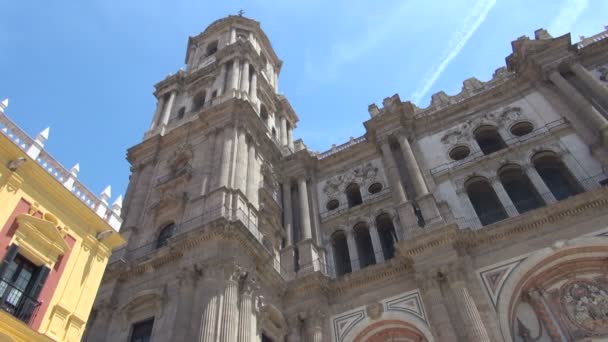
[305,1,415,81]
[410,0,496,104]
[548,0,589,35]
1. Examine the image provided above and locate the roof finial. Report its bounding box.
[238,9,245,16]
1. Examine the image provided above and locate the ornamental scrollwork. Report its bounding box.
[322,162,380,198]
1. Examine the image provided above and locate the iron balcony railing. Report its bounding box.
[0,279,41,324]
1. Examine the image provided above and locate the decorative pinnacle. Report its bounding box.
[0,98,8,111]
[112,195,123,211]
[38,127,50,140]
[70,163,80,176]
[100,185,112,202]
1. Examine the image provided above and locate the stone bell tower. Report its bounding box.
[86,15,298,342]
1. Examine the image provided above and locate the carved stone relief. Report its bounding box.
[561,280,608,334]
[322,162,380,199]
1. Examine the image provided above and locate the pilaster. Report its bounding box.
[445,264,491,342]
[415,272,459,342]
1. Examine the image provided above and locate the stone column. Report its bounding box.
[308,180,323,246]
[306,310,325,342]
[234,128,249,192]
[286,314,302,342]
[199,289,220,342]
[173,267,200,341]
[237,278,257,342]
[160,90,176,128]
[217,63,228,97]
[447,267,491,342]
[456,189,482,230]
[490,177,518,217]
[549,70,608,140]
[398,134,429,197]
[416,273,459,342]
[298,177,312,240]
[280,117,288,146]
[246,141,257,205]
[229,58,241,92]
[283,182,294,246]
[230,28,236,44]
[287,127,294,150]
[346,230,360,271]
[219,126,235,188]
[380,141,408,203]
[218,270,240,342]
[201,130,218,195]
[524,164,557,204]
[240,60,250,96]
[149,97,165,130]
[369,225,385,263]
[569,62,608,101]
[249,69,258,103]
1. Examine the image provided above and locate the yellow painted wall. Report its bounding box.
[0,134,124,342]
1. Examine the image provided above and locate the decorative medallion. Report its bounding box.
[561,280,608,333]
[366,302,384,320]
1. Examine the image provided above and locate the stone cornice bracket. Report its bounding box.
[177,263,204,286]
[414,270,442,294]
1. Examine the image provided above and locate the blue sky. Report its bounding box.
[0,0,606,202]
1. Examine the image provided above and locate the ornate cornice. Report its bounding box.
[330,258,412,295]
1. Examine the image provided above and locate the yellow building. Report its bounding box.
[0,99,125,342]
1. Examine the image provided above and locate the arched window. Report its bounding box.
[533,152,583,200]
[376,214,398,260]
[466,177,508,226]
[499,164,544,214]
[354,222,376,268]
[474,125,506,155]
[176,107,185,120]
[331,230,351,277]
[193,92,206,111]
[346,183,363,208]
[156,223,175,249]
[205,41,218,56]
[260,105,269,127]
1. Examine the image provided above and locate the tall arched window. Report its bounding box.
[156,223,175,249]
[474,125,507,155]
[533,152,583,200]
[346,183,363,208]
[193,91,206,111]
[260,105,269,127]
[466,177,508,226]
[498,164,544,214]
[176,107,185,120]
[205,41,218,56]
[354,222,376,268]
[376,213,398,260]
[331,230,351,277]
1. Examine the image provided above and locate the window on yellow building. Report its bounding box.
[0,244,49,323]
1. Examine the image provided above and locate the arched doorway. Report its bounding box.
[353,320,429,342]
[496,237,608,342]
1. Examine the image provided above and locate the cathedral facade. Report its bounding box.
[85,16,608,342]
